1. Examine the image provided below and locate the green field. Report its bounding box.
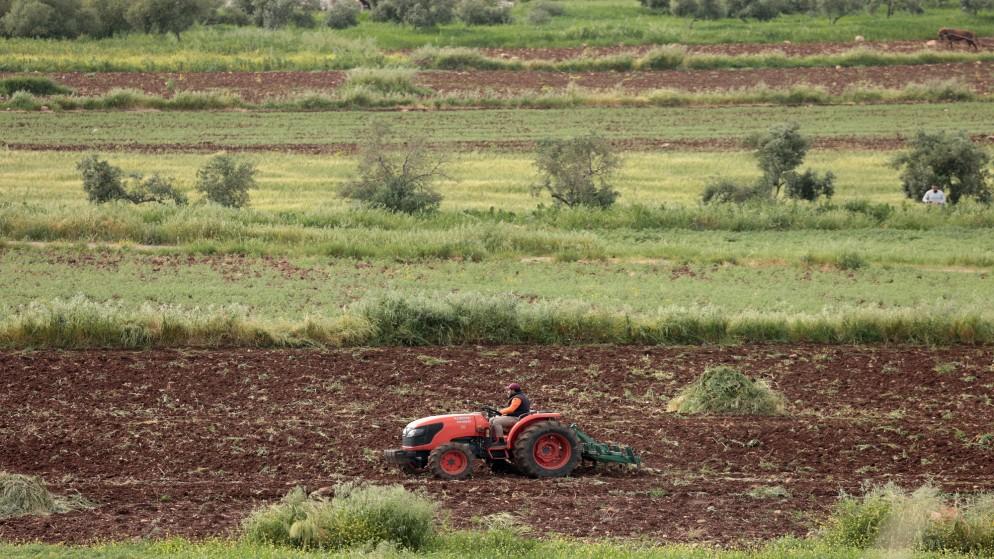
[3,104,990,147]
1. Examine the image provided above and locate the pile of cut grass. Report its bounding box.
[0,472,92,519]
[667,365,786,415]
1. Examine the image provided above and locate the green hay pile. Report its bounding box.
[0,472,93,519]
[667,365,785,415]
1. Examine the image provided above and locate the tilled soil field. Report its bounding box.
[474,39,992,60]
[11,61,993,101]
[2,345,993,545]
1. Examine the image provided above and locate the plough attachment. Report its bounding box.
[570,424,641,466]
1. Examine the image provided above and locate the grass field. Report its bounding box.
[0,150,918,209]
[2,104,990,147]
[0,3,991,74]
[0,538,985,559]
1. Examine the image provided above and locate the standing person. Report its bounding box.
[922,185,946,205]
[490,383,531,441]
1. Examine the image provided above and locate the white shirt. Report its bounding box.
[922,190,946,204]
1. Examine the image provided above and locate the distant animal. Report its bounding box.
[938,28,979,51]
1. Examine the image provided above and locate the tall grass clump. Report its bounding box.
[0,76,71,96]
[667,365,785,415]
[242,484,436,551]
[636,45,687,70]
[822,484,994,554]
[342,68,430,97]
[0,472,92,519]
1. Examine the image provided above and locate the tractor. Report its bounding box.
[384,405,640,479]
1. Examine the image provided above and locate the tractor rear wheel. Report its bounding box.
[512,421,580,478]
[428,443,474,480]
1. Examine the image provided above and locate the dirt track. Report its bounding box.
[2,345,993,544]
[8,61,992,102]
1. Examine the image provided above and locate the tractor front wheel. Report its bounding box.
[512,421,580,478]
[428,443,474,480]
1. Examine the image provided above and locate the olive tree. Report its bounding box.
[78,155,187,205]
[891,131,992,205]
[532,135,622,208]
[196,155,257,208]
[340,123,445,214]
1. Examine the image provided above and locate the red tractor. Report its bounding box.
[384,405,639,479]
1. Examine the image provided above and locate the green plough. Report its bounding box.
[570,424,641,466]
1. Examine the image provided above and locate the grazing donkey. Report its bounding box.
[938,28,979,51]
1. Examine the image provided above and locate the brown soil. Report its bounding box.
[8,61,993,102]
[475,38,993,60]
[2,345,993,545]
[7,135,994,155]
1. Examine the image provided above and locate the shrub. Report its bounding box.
[526,5,551,23]
[86,0,135,36]
[0,76,71,96]
[785,169,835,201]
[342,67,428,96]
[835,251,867,270]
[341,123,445,214]
[242,484,437,550]
[891,130,992,205]
[196,155,257,208]
[747,122,810,197]
[372,0,456,28]
[6,90,40,110]
[820,0,864,23]
[822,484,994,554]
[457,0,511,24]
[251,0,319,28]
[640,0,670,9]
[1,0,85,38]
[531,0,565,15]
[671,0,725,19]
[636,45,686,70]
[532,135,621,209]
[0,472,92,519]
[124,0,213,38]
[77,155,187,205]
[729,0,787,19]
[960,0,993,14]
[324,0,359,28]
[667,365,785,415]
[701,178,766,204]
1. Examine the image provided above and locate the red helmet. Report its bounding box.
[506,382,521,391]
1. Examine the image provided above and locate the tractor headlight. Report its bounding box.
[403,427,425,438]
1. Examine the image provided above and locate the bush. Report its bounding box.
[785,169,835,201]
[124,0,212,38]
[251,0,319,28]
[822,484,994,554]
[372,0,456,28]
[891,130,992,205]
[341,123,445,214]
[820,0,864,23]
[960,0,993,14]
[77,155,187,205]
[636,45,686,70]
[457,0,512,24]
[640,0,670,10]
[531,0,565,15]
[667,365,785,415]
[748,122,810,197]
[85,0,133,37]
[670,0,725,19]
[526,5,551,23]
[1,0,88,38]
[324,0,359,28]
[196,155,257,208]
[242,484,437,550]
[0,472,92,519]
[728,0,787,19]
[342,67,428,96]
[532,135,621,209]
[6,90,40,110]
[0,76,70,97]
[701,178,766,204]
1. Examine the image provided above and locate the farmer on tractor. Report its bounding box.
[491,383,530,440]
